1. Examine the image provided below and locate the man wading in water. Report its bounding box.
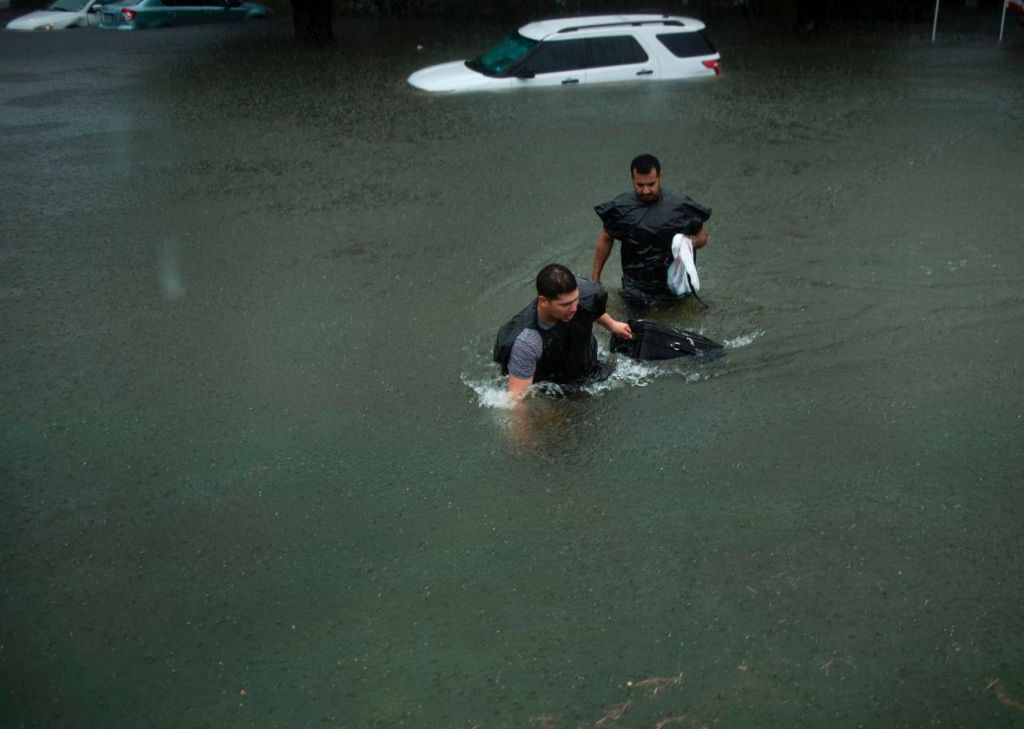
[494,264,632,404]
[591,153,712,312]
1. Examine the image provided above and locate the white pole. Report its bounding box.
[999,0,1008,42]
[932,0,941,43]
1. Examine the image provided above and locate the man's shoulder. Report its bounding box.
[595,192,644,234]
[596,190,640,211]
[574,277,608,315]
[574,276,604,296]
[495,300,538,345]
[657,189,690,206]
[658,190,712,226]
[513,327,543,345]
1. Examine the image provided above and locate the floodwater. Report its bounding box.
[2,11,1023,728]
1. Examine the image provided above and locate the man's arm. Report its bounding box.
[591,229,615,283]
[506,329,543,404]
[596,313,632,340]
[507,374,534,403]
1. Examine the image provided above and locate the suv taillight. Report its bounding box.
[121,7,136,19]
[702,59,721,75]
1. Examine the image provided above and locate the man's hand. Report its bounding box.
[597,313,632,340]
[607,319,633,340]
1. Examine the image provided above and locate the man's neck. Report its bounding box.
[536,307,557,328]
[536,299,562,328]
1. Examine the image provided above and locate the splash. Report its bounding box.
[604,355,659,387]
[723,329,764,348]
[463,377,516,410]
[464,355,709,409]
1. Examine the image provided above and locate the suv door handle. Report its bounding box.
[561,78,580,85]
[636,69,653,76]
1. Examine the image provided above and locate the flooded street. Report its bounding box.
[2,13,1023,727]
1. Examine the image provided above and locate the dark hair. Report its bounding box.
[631,153,661,176]
[536,264,578,300]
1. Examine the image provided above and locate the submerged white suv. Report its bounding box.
[408,14,721,93]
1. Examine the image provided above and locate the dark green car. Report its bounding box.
[99,0,269,29]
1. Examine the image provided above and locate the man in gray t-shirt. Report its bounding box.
[493,264,632,403]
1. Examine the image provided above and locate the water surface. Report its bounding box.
[2,14,1023,728]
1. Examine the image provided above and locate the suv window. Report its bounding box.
[586,36,648,67]
[657,32,717,58]
[521,39,587,74]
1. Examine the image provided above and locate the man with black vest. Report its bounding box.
[494,264,632,402]
[591,153,712,310]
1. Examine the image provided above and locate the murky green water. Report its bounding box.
[2,14,1023,728]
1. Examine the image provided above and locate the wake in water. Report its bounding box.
[723,329,765,348]
[461,357,675,410]
[463,329,762,409]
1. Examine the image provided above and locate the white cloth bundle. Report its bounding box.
[667,232,700,296]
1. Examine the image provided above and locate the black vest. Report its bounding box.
[594,189,711,296]
[493,279,608,384]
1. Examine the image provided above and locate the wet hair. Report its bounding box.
[631,153,661,176]
[536,264,578,300]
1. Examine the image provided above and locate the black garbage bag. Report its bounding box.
[610,319,724,361]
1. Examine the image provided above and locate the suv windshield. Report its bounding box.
[466,32,537,76]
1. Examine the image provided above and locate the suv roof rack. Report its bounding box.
[556,18,685,34]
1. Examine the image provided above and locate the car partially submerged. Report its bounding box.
[99,0,268,29]
[6,0,112,31]
[408,14,721,93]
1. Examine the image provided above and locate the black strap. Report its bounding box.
[685,271,708,308]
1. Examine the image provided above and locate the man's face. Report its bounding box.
[631,168,662,203]
[538,288,580,324]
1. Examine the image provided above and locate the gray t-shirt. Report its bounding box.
[507,319,553,379]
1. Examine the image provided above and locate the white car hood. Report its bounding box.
[6,9,82,29]
[407,61,496,93]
